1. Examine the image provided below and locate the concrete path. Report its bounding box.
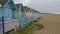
[33,15,60,34]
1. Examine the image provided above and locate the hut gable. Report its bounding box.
[16,4,22,9]
[16,3,24,11]
[0,0,17,9]
[24,6,30,12]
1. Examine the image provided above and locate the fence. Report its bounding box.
[19,14,41,29]
[0,16,31,34]
[0,14,41,34]
[0,17,19,34]
[19,17,31,28]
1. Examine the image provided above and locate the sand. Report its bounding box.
[33,15,60,34]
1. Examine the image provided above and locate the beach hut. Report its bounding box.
[0,0,20,33]
[12,3,25,28]
[32,9,40,20]
[24,6,32,24]
[12,4,22,19]
[0,0,17,20]
[24,6,33,17]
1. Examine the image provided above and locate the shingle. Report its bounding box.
[0,0,8,6]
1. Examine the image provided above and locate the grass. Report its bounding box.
[12,18,44,34]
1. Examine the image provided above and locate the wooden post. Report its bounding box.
[2,16,4,34]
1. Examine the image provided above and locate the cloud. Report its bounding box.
[13,0,60,13]
[13,0,30,6]
[13,0,22,4]
[22,0,30,6]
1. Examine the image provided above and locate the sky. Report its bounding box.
[13,0,60,14]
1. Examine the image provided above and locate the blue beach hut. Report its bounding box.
[0,0,17,20]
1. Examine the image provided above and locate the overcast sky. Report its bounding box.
[13,0,60,14]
